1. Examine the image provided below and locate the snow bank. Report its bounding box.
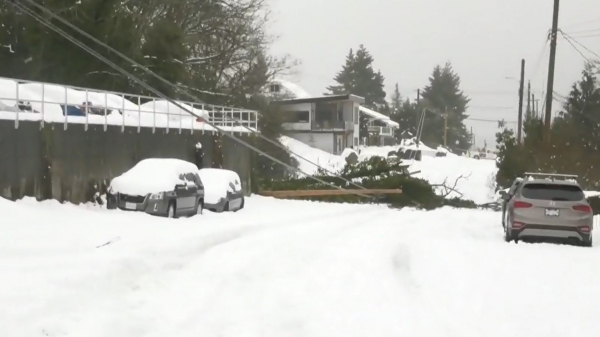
[279,136,346,174]
[109,158,198,196]
[408,155,497,204]
[198,168,241,204]
[281,136,497,203]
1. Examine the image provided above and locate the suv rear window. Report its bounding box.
[521,183,584,201]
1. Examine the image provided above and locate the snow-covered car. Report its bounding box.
[107,158,204,218]
[198,168,245,212]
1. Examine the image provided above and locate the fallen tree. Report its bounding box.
[260,156,477,210]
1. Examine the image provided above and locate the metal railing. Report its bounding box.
[312,120,354,131]
[0,76,258,133]
[368,126,394,136]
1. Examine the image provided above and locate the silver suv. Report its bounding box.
[500,173,593,246]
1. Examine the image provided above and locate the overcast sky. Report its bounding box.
[267,0,600,148]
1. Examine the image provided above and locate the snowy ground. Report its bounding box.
[281,136,497,204]
[2,196,600,337]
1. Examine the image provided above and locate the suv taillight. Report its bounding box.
[573,205,592,213]
[514,201,533,208]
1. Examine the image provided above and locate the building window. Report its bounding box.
[270,84,280,93]
[283,110,309,123]
[354,107,359,124]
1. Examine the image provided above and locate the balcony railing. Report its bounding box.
[312,120,354,131]
[0,76,258,133]
[368,126,394,136]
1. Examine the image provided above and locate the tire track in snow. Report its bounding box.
[121,208,392,337]
[27,205,387,337]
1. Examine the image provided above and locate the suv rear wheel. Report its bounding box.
[504,227,512,242]
[167,202,176,218]
[582,237,593,247]
[195,199,203,215]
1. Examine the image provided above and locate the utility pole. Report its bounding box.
[544,0,560,144]
[416,89,421,139]
[517,59,525,145]
[532,94,536,118]
[527,81,531,119]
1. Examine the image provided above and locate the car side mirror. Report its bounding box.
[499,190,509,200]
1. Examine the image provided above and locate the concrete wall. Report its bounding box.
[0,120,253,203]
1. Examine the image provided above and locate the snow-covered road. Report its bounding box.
[2,196,600,337]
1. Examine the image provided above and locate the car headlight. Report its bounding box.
[149,192,164,200]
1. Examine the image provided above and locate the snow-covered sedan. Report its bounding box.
[107,158,204,218]
[198,168,245,212]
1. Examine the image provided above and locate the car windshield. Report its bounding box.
[521,183,585,201]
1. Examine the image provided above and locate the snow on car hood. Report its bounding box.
[110,158,198,196]
[198,168,241,204]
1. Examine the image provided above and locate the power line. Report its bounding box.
[466,117,517,123]
[567,33,600,39]
[8,0,377,200]
[560,17,600,29]
[560,31,600,60]
[565,27,600,35]
[559,31,596,67]
[17,0,379,195]
[469,106,515,110]
[531,33,550,81]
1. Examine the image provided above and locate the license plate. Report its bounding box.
[125,202,137,210]
[545,208,560,217]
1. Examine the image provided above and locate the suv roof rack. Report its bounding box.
[524,172,578,181]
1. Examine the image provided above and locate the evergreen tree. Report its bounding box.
[420,62,471,151]
[327,49,355,95]
[0,0,288,103]
[327,45,388,138]
[390,83,402,114]
[390,98,419,140]
[495,62,600,189]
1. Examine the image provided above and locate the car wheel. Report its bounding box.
[167,202,176,219]
[239,197,245,210]
[223,201,230,212]
[582,238,593,247]
[504,226,512,242]
[196,199,203,215]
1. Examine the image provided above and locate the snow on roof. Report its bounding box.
[198,168,241,204]
[387,120,400,128]
[271,79,311,99]
[359,106,389,121]
[110,158,198,196]
[359,106,398,128]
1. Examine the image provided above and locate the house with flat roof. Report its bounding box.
[269,94,364,155]
[359,106,400,146]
